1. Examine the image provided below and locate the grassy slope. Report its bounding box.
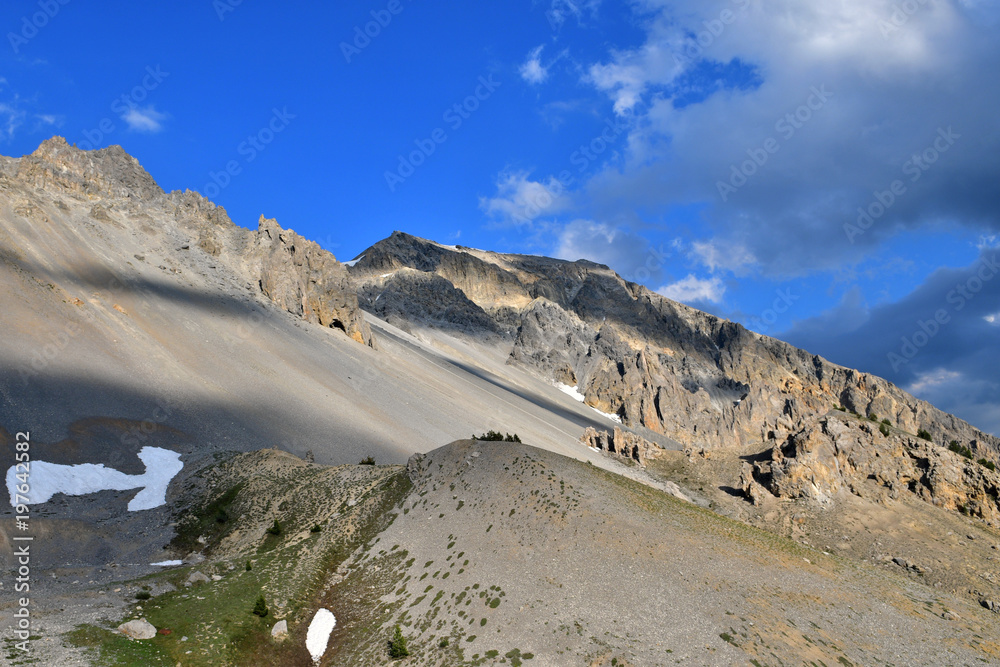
[66,450,411,666]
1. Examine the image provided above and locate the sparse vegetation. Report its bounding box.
[388,624,410,659]
[266,518,282,536]
[472,430,522,443]
[868,413,878,422]
[881,418,892,426]
[917,429,932,441]
[311,524,322,533]
[879,422,891,437]
[360,456,377,465]
[134,590,151,601]
[170,482,242,554]
[252,594,269,617]
[949,441,973,459]
[977,458,996,471]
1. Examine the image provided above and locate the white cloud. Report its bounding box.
[690,240,756,274]
[906,368,963,398]
[121,106,168,133]
[520,45,549,85]
[480,170,572,226]
[546,0,601,29]
[0,103,25,141]
[656,275,725,304]
[553,219,670,281]
[587,37,684,115]
[577,0,1000,275]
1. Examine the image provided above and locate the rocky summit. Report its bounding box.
[1,139,999,666]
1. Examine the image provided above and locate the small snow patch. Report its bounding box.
[343,256,363,267]
[306,608,336,663]
[554,382,622,423]
[554,382,585,402]
[150,560,183,567]
[593,408,623,424]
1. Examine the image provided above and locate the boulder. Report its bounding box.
[185,571,210,587]
[271,619,289,640]
[117,618,157,640]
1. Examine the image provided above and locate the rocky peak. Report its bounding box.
[14,136,163,202]
[250,215,374,347]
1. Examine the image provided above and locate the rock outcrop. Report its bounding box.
[250,216,372,345]
[346,232,999,456]
[580,426,662,466]
[749,413,1000,525]
[14,137,164,202]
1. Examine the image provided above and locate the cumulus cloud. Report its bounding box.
[656,274,725,305]
[520,45,549,85]
[480,170,573,226]
[121,105,168,133]
[578,0,1000,275]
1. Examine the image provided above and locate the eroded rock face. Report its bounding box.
[756,414,1000,525]
[250,216,373,346]
[580,426,662,466]
[346,232,1000,456]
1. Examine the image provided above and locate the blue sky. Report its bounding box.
[1,0,999,434]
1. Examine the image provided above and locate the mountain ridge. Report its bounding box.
[347,230,1000,456]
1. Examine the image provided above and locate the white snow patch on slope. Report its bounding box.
[343,256,363,267]
[6,446,183,511]
[593,408,623,424]
[306,608,337,663]
[554,382,585,402]
[554,382,622,423]
[150,560,183,567]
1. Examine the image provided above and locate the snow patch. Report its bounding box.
[6,446,183,512]
[554,382,622,423]
[306,608,337,663]
[150,560,183,567]
[594,408,623,424]
[554,382,585,402]
[343,256,363,267]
